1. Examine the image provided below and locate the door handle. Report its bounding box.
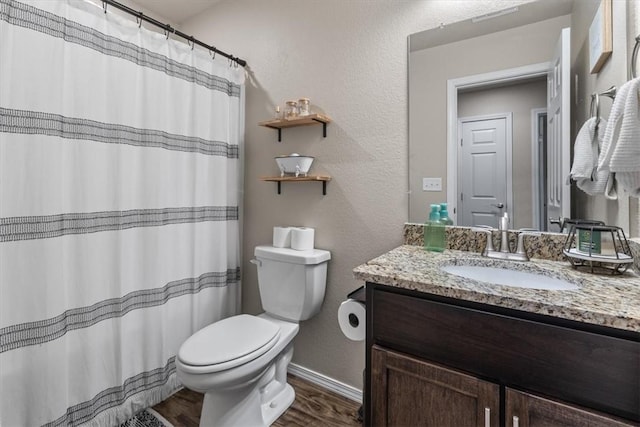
[484,407,491,427]
[491,203,504,209]
[513,415,520,427]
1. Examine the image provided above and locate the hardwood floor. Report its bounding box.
[152,375,362,427]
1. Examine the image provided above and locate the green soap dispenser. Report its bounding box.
[424,204,446,252]
[439,203,454,225]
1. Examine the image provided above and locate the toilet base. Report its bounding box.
[199,381,294,427]
[261,382,295,426]
[198,344,296,427]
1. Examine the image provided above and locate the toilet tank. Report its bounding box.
[253,245,331,321]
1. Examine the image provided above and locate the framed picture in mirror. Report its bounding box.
[589,0,612,74]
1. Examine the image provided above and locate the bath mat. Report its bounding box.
[120,408,174,427]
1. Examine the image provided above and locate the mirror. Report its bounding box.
[408,0,638,235]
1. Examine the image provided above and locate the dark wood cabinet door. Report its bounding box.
[371,345,499,427]
[506,388,637,427]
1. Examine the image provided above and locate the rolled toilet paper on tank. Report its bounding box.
[273,226,292,248]
[338,299,366,341]
[290,227,314,250]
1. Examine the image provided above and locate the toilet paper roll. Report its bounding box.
[290,227,315,251]
[273,226,292,248]
[338,299,366,341]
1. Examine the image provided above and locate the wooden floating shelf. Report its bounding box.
[260,175,332,195]
[258,114,332,142]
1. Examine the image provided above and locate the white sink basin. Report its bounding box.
[441,265,580,290]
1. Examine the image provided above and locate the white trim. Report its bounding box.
[287,363,363,403]
[458,113,513,224]
[559,28,572,221]
[447,62,550,224]
[530,107,547,230]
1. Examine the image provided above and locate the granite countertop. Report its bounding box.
[353,245,640,333]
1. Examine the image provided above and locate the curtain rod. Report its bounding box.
[101,0,247,68]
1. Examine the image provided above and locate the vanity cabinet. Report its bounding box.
[505,389,633,427]
[372,346,499,426]
[371,346,632,427]
[365,284,640,426]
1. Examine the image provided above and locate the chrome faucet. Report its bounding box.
[498,212,510,253]
[472,213,540,261]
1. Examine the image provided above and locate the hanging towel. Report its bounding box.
[571,117,609,195]
[598,77,640,197]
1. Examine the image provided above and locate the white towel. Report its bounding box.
[571,117,608,195]
[598,77,640,197]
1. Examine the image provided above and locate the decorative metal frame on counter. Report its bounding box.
[562,224,633,274]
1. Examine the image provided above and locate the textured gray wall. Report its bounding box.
[182,0,536,390]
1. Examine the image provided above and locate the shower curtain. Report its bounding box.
[0,0,244,425]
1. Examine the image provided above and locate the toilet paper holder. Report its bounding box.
[347,286,366,304]
[344,285,366,333]
[345,286,366,330]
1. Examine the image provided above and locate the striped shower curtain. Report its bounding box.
[0,0,244,425]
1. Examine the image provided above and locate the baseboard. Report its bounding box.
[288,363,363,403]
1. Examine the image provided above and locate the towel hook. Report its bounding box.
[599,85,616,100]
[590,93,600,120]
[590,86,616,133]
[631,34,639,80]
[589,92,603,134]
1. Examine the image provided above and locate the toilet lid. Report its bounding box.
[178,314,280,368]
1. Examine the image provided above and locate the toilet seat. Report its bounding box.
[178,314,281,373]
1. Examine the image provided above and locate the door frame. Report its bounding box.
[446,62,550,224]
[458,113,513,226]
[531,107,547,230]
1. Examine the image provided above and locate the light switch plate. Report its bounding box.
[422,177,442,192]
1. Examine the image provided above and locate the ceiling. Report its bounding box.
[409,0,574,52]
[132,0,220,25]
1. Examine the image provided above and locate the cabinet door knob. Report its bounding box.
[484,407,491,427]
[513,415,520,427]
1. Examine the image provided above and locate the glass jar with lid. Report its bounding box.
[298,98,310,116]
[285,100,298,119]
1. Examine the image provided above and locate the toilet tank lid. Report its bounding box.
[255,245,331,265]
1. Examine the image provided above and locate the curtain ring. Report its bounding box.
[102,1,107,13]
[189,37,195,50]
[137,12,143,28]
[211,48,216,60]
[165,24,172,40]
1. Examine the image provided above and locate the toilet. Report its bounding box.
[176,245,331,427]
